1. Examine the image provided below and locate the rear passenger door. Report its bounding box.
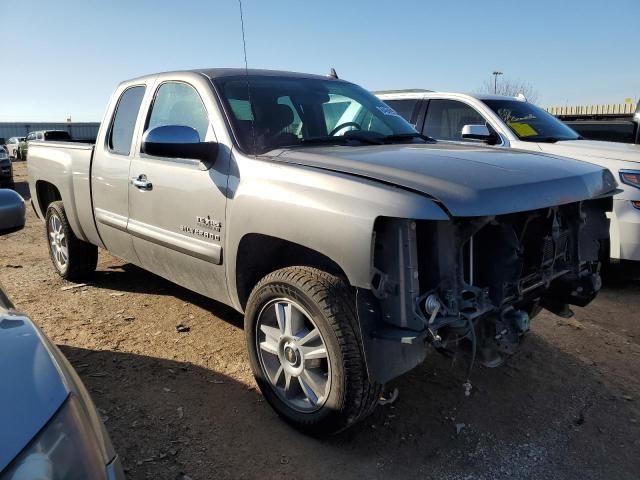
[422,99,493,143]
[92,84,147,263]
[127,79,230,303]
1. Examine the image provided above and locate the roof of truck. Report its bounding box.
[194,68,343,81]
[124,68,350,86]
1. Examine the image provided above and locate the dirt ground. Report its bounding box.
[2,161,639,479]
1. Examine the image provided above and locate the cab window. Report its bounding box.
[109,86,146,155]
[147,82,210,141]
[423,99,487,141]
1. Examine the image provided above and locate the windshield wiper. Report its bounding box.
[278,135,382,150]
[383,133,435,143]
[275,131,432,151]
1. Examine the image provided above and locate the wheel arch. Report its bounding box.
[35,181,62,217]
[234,233,349,311]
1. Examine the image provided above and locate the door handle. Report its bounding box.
[131,175,152,191]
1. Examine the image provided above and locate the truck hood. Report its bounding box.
[0,290,69,472]
[269,143,617,217]
[539,139,640,164]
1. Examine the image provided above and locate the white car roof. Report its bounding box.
[375,90,523,102]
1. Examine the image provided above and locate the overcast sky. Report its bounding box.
[1,0,638,122]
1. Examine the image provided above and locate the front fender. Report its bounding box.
[224,155,448,310]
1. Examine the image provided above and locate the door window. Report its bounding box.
[382,99,419,124]
[423,99,487,141]
[109,86,146,155]
[147,82,210,141]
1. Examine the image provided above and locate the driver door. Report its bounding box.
[127,80,230,303]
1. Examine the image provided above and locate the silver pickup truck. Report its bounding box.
[28,68,616,435]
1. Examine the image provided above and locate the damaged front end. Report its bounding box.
[358,197,612,384]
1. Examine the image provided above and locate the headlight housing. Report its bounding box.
[1,396,107,480]
[619,169,640,189]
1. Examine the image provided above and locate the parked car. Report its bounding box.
[377,91,640,263]
[19,130,72,160]
[0,188,25,232]
[0,285,125,478]
[28,68,616,434]
[0,148,13,188]
[6,137,25,159]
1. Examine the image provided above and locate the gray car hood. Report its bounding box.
[0,290,69,472]
[270,143,617,216]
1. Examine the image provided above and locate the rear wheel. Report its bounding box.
[45,201,98,281]
[245,266,382,435]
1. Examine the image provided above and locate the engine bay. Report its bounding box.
[367,197,611,378]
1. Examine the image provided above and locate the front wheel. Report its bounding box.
[245,266,382,435]
[45,201,98,281]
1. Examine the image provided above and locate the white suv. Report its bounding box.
[377,90,640,263]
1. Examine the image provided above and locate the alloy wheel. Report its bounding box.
[48,213,68,271]
[256,298,331,413]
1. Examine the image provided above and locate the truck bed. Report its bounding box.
[27,140,103,248]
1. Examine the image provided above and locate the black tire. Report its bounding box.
[245,266,382,435]
[45,201,98,281]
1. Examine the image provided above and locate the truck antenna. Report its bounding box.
[238,0,256,157]
[329,68,339,79]
[238,0,249,73]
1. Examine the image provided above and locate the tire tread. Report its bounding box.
[45,201,98,281]
[246,266,382,434]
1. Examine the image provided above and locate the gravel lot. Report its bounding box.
[2,161,639,479]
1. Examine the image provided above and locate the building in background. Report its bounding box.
[0,122,100,142]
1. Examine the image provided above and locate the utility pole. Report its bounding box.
[492,71,503,94]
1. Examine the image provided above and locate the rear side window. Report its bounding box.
[109,86,146,155]
[383,99,419,124]
[423,99,486,141]
[147,82,209,141]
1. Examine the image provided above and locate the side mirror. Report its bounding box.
[461,124,493,142]
[141,125,217,163]
[0,189,26,234]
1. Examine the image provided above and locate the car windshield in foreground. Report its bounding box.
[215,75,422,154]
[483,99,581,143]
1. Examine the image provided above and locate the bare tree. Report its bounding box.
[479,77,539,104]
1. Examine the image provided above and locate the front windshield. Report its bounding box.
[483,99,581,142]
[215,75,420,154]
